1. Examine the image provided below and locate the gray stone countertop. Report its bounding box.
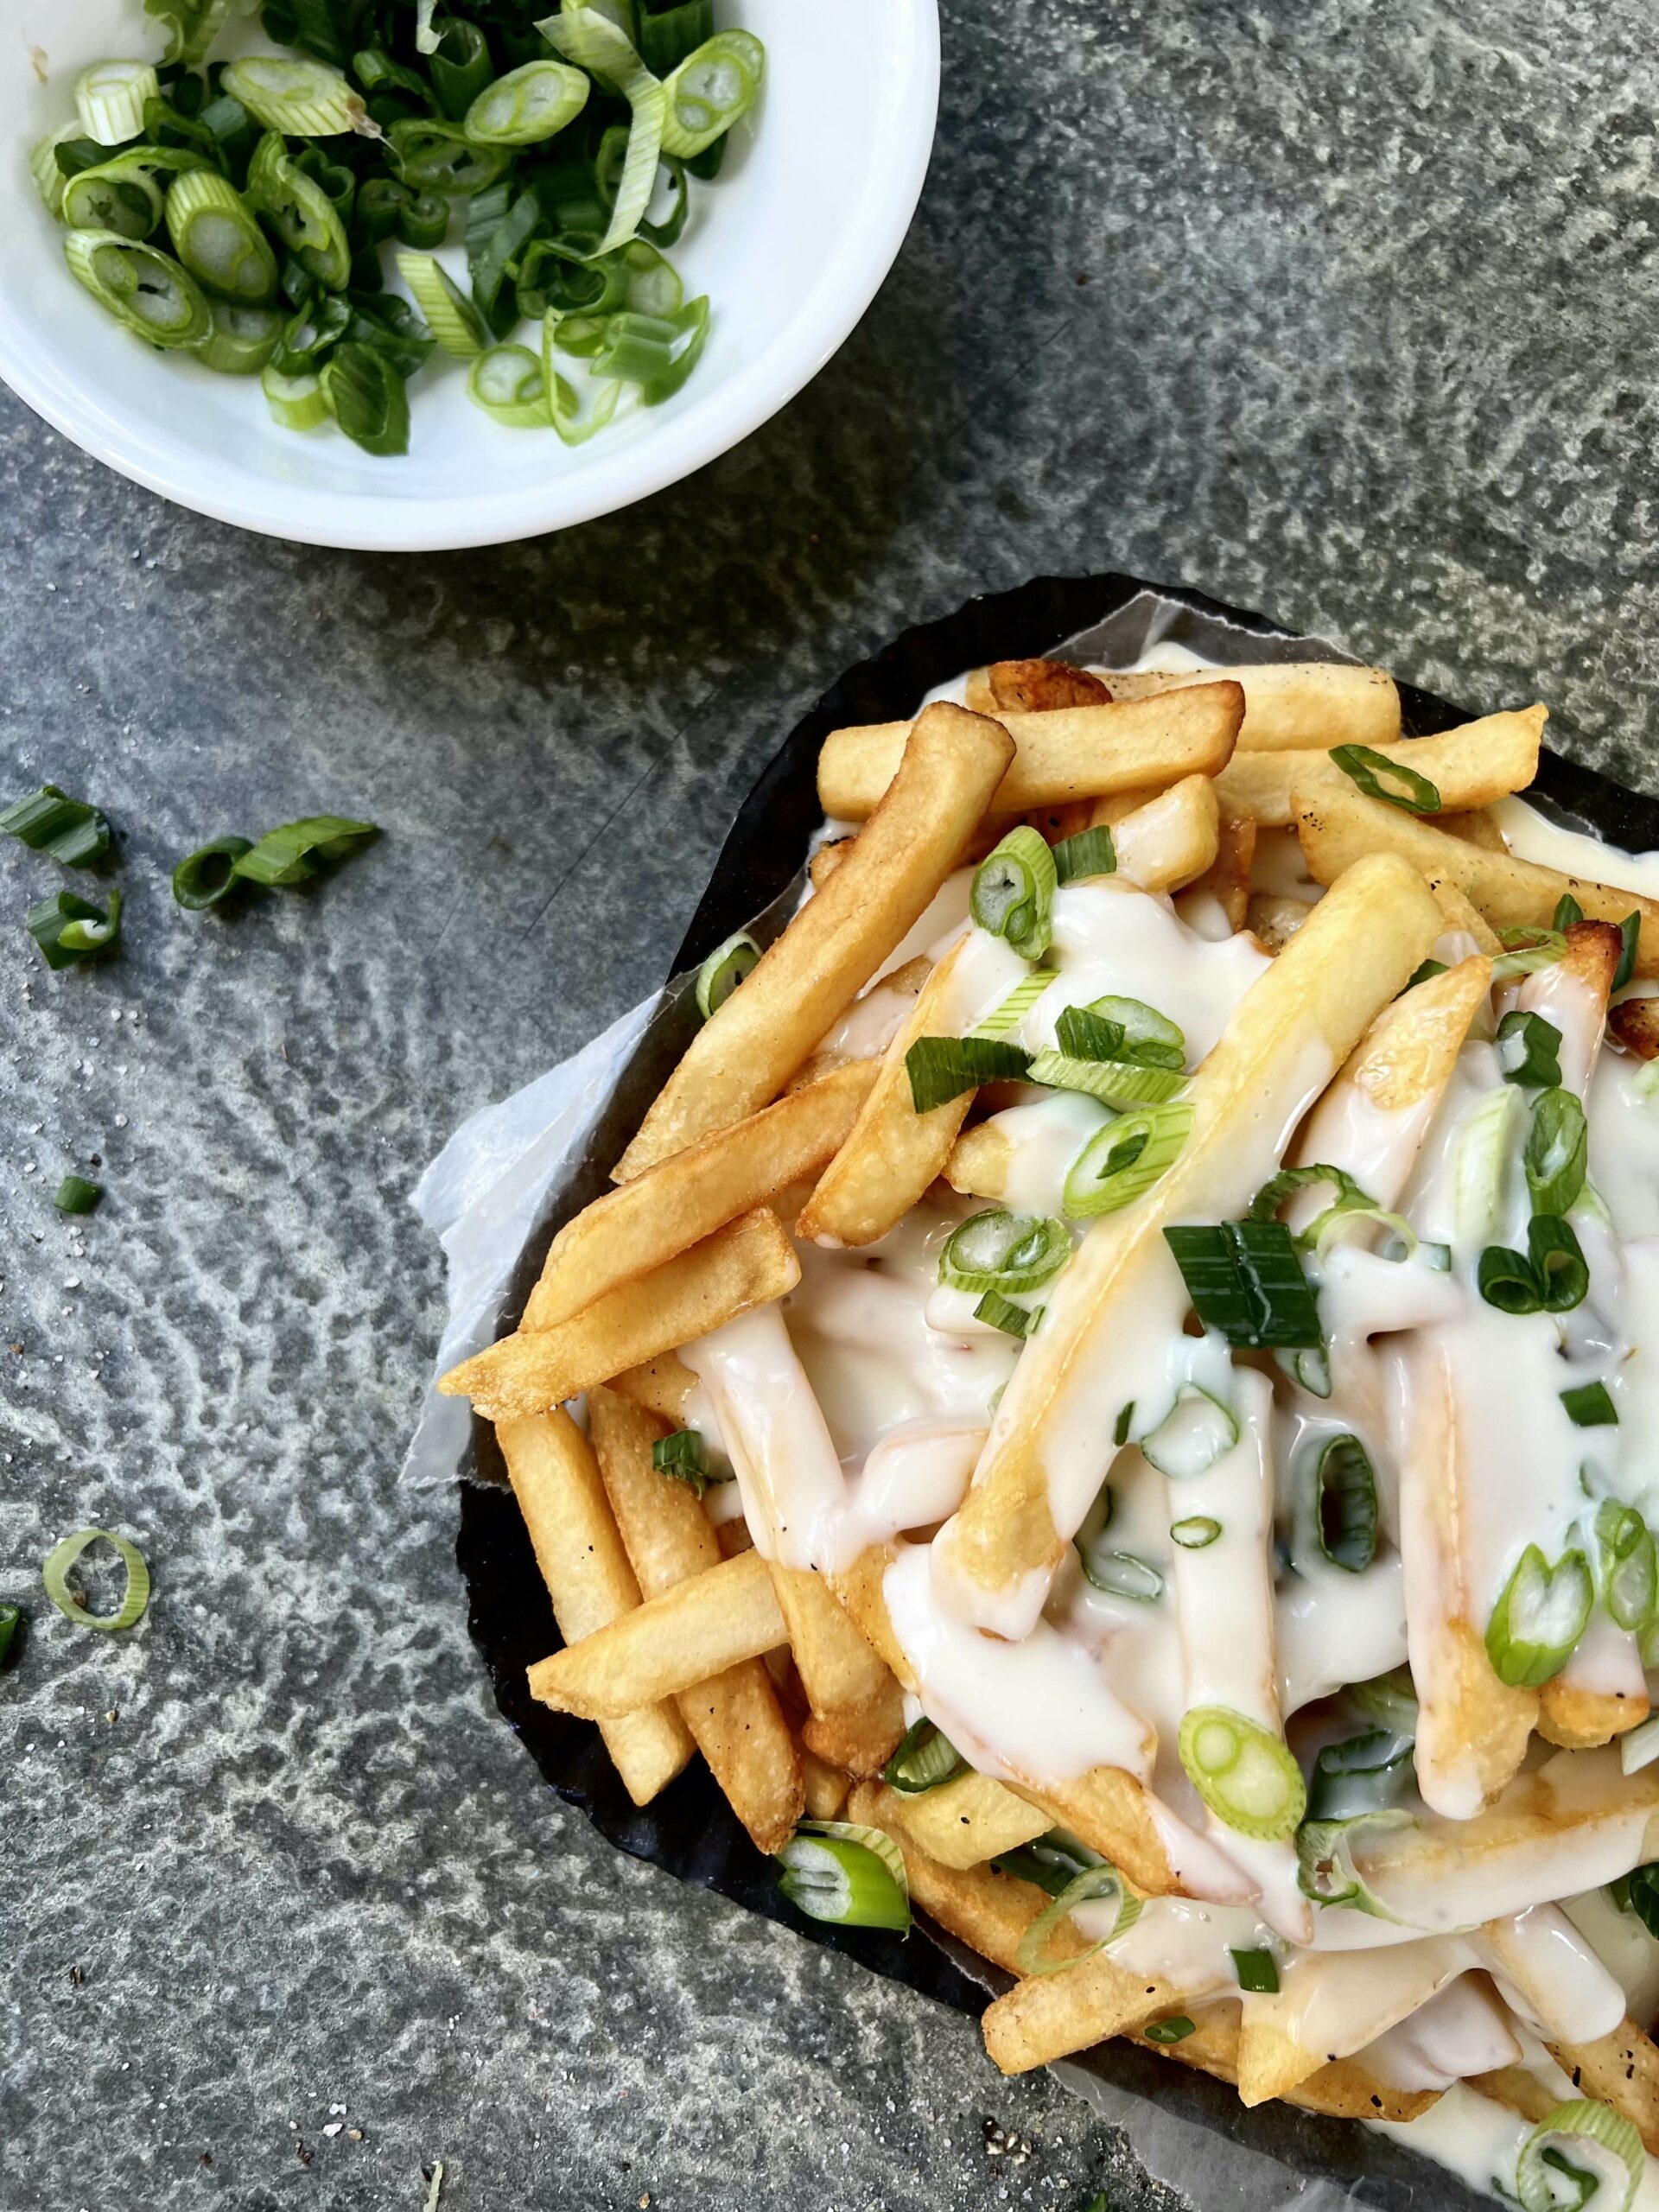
[6,0,1659,2206]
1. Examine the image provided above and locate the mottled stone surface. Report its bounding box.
[5,0,1659,2205]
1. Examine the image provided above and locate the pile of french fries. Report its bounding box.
[441,646,1659,2173]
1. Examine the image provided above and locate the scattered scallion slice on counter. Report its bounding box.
[1516,2101,1643,2212]
[54,1176,103,1216]
[1497,1010,1564,1090]
[0,785,112,868]
[41,1529,150,1631]
[970,827,1057,962]
[27,888,121,969]
[694,930,760,1019]
[938,1210,1071,1296]
[1485,1542,1593,1686]
[1014,1861,1141,1977]
[0,1602,19,1665]
[972,969,1057,1039]
[775,1821,910,1933]
[231,816,379,888]
[1312,1433,1378,1573]
[1051,826,1116,884]
[905,1036,1031,1114]
[172,836,254,911]
[1164,1221,1322,1348]
[883,1718,964,1796]
[1177,1706,1306,1840]
[1140,1386,1237,1479]
[1230,1947,1280,1995]
[1062,1102,1192,1217]
[1328,743,1440,815]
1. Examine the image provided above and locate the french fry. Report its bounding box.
[799,1688,907,1777]
[944,1118,1014,1202]
[1544,2019,1659,2156]
[880,1770,1052,1870]
[527,1548,788,1718]
[1294,782,1659,977]
[1471,2067,1560,2126]
[817,684,1242,822]
[809,837,854,889]
[988,658,1112,713]
[1215,708,1544,829]
[797,939,981,1248]
[1130,2005,1441,2123]
[1431,880,1503,955]
[527,1065,874,1331]
[981,1946,1179,2074]
[1235,1943,1476,2107]
[1440,808,1511,851]
[775,1566,905,1768]
[963,667,999,715]
[498,1412,694,1805]
[801,1746,851,1820]
[440,1209,800,1421]
[1176,806,1256,933]
[610,1351,700,1426]
[1295,953,1493,1177]
[1475,1906,1627,2048]
[1100,660,1400,753]
[1611,997,1659,1059]
[620,702,1014,1175]
[588,1388,803,1854]
[1109,773,1220,895]
[1025,798,1101,843]
[931,853,1443,1634]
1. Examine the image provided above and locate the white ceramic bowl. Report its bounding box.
[0,1,938,549]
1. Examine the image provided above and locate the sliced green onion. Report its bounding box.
[1616,913,1643,993]
[1275,1343,1333,1398]
[1178,1706,1306,1841]
[1497,1010,1565,1090]
[387,118,513,199]
[1141,1386,1238,1480]
[166,171,280,304]
[353,46,431,104]
[1554,894,1586,930]
[55,1175,104,1215]
[1052,826,1116,884]
[77,60,161,146]
[0,785,112,869]
[65,232,213,348]
[537,7,668,254]
[466,60,590,145]
[1052,1005,1127,1062]
[1062,1103,1192,1217]
[198,302,285,376]
[1525,1090,1588,1217]
[262,363,329,431]
[992,1830,1104,1897]
[1516,2101,1643,2212]
[884,1718,965,1796]
[545,361,624,448]
[975,1289,1042,1340]
[588,301,707,398]
[430,20,494,116]
[1486,1543,1593,1686]
[1307,1729,1414,1821]
[467,345,550,428]
[414,0,442,52]
[392,251,486,357]
[0,1601,18,1664]
[775,1821,910,1933]
[694,930,759,1019]
[652,1427,711,1494]
[321,343,410,457]
[61,147,209,239]
[247,134,353,292]
[232,817,378,888]
[1077,1548,1163,1603]
[1249,1163,1361,1230]
[1143,2016,1197,2045]
[1404,957,1448,991]
[1478,1217,1589,1317]
[1563,1382,1618,1428]
[1163,1221,1322,1348]
[30,128,83,217]
[1014,1860,1141,1977]
[221,56,369,137]
[970,827,1058,962]
[1596,1502,1657,1634]
[1170,1516,1222,1549]
[1026,1052,1187,1107]
[905,1036,1031,1114]
[1455,1083,1523,1243]
[1494,925,1570,984]
[1313,1434,1378,1573]
[41,1529,149,1631]
[659,29,765,158]
[972,969,1058,1040]
[1350,1667,1420,1732]
[27,889,121,969]
[1295,1809,1413,1917]
[1113,1405,1135,1446]
[1230,1947,1280,1994]
[1086,996,1185,1068]
[1329,743,1440,815]
[1478,1243,1541,1314]
[939,1210,1071,1296]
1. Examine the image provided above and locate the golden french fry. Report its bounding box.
[1176,806,1256,934]
[441,1209,800,1421]
[1544,2019,1659,2156]
[610,1351,701,1426]
[799,1695,907,1777]
[796,939,980,1248]
[963,667,998,715]
[931,853,1444,1631]
[982,1946,1179,2075]
[772,1563,904,1758]
[1301,953,1493,1141]
[620,703,1014,1176]
[789,955,934,1090]
[528,1065,874,1332]
[817,684,1242,823]
[801,1746,851,1821]
[1216,708,1544,829]
[1102,660,1400,753]
[1134,2005,1440,2123]
[944,1118,1014,1203]
[528,1548,788,1719]
[988,658,1111,713]
[809,837,855,889]
[1613,997,1659,1058]
[1471,2067,1560,2126]
[880,1770,1052,1870]
[1440,808,1510,850]
[1236,1942,1474,2107]
[498,1412,693,1805]
[1109,773,1220,894]
[1431,879,1503,954]
[1294,782,1659,976]
[589,1389,803,1855]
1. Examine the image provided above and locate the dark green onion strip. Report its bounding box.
[1562,1382,1618,1427]
[1307,1729,1414,1821]
[1485,1542,1593,1687]
[54,1176,103,1215]
[172,836,253,911]
[1554,894,1585,930]
[27,888,121,970]
[1525,1090,1587,1217]
[883,1717,965,1796]
[0,785,112,868]
[975,1290,1042,1340]
[1497,1011,1564,1089]
[1616,912,1643,993]
[0,1602,18,1665]
[1143,2016,1197,2045]
[232,816,379,887]
[1313,1434,1378,1574]
[41,1529,150,1632]
[906,1037,1032,1115]
[1329,743,1441,815]
[1478,1216,1590,1317]
[1170,1516,1222,1550]
[1163,1222,1323,1349]
[652,1428,712,1494]
[1230,1947,1281,1995]
[1052,826,1116,884]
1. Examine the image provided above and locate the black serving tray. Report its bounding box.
[455,573,1659,2205]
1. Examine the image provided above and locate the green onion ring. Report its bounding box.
[883,1717,965,1796]
[1014,1860,1142,1977]
[42,1529,150,1632]
[938,1209,1071,1296]
[775,1820,910,1932]
[1516,2101,1643,2212]
[970,827,1058,962]
[694,930,760,1019]
[1328,743,1441,815]
[1177,1705,1306,1841]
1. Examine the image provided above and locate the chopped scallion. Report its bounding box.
[694,930,760,1020]
[1062,1102,1192,1217]
[775,1821,910,1932]
[1486,1542,1593,1686]
[1497,1010,1564,1090]
[1561,1382,1618,1427]
[1329,743,1440,815]
[1230,1947,1280,1994]
[938,1210,1071,1296]
[883,1718,964,1796]
[0,785,112,868]
[1313,1433,1378,1574]
[27,888,121,969]
[1051,826,1116,884]
[54,1176,103,1215]
[970,827,1057,962]
[974,1289,1042,1340]
[41,1528,150,1631]
[1178,1706,1306,1840]
[1143,2016,1196,2044]
[905,1036,1032,1114]
[1163,1221,1322,1348]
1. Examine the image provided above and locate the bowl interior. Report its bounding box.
[0,0,937,546]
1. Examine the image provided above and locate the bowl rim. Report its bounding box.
[0,0,941,552]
